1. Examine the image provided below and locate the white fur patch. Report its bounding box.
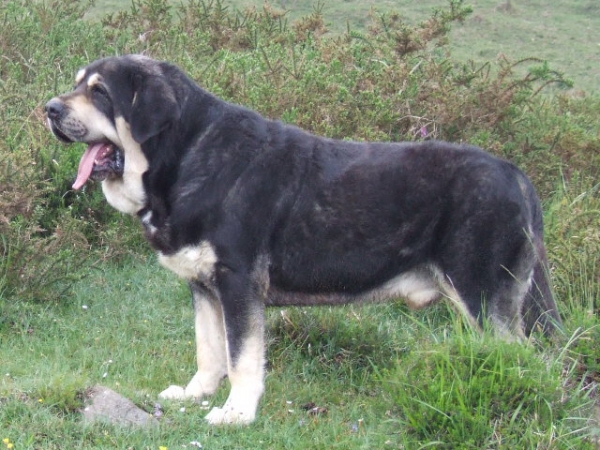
[204,386,263,425]
[380,267,441,309]
[101,117,148,214]
[158,385,186,400]
[140,210,156,235]
[374,266,479,330]
[190,294,228,396]
[158,241,217,281]
[66,95,121,144]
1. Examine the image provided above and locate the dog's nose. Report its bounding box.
[45,98,65,120]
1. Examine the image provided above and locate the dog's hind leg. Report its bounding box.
[441,268,529,341]
[437,231,534,340]
[204,266,266,425]
[159,282,228,400]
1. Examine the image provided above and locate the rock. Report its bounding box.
[81,385,158,427]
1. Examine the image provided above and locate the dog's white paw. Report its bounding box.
[158,385,187,400]
[204,384,261,425]
[205,405,256,425]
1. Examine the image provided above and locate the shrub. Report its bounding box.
[0,0,144,300]
[1,0,599,305]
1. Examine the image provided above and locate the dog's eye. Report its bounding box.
[91,84,109,100]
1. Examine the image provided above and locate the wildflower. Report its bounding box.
[159,446,168,450]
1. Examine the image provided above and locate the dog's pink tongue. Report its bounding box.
[72,143,108,190]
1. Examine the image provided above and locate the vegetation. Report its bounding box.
[1,0,600,447]
[87,0,600,93]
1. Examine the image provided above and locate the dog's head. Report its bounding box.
[46,55,181,191]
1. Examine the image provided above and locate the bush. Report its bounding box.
[1,0,599,306]
[0,0,148,300]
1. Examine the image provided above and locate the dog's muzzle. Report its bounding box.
[46,98,75,143]
[45,99,125,190]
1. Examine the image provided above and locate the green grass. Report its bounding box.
[1,257,596,449]
[0,258,430,448]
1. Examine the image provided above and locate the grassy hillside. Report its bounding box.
[1,0,600,448]
[88,0,600,93]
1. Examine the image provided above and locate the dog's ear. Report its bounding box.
[129,74,181,144]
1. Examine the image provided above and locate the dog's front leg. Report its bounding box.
[204,266,266,425]
[159,283,228,400]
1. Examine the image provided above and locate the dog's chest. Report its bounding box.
[157,241,218,282]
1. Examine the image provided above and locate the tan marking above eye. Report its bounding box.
[75,69,86,85]
[87,73,104,89]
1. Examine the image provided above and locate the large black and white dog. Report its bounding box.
[46,55,561,424]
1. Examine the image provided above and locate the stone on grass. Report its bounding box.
[82,385,158,428]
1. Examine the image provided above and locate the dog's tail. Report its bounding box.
[521,183,562,337]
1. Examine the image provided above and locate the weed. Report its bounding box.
[36,374,87,416]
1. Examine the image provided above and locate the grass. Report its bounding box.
[0,259,431,448]
[1,256,596,449]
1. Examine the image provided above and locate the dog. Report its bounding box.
[46,55,561,425]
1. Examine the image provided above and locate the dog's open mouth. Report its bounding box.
[73,142,124,190]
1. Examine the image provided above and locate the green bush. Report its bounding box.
[0,1,148,300]
[1,0,599,309]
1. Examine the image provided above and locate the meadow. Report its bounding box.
[86,0,600,93]
[1,0,600,448]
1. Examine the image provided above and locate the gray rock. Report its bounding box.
[81,385,158,427]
